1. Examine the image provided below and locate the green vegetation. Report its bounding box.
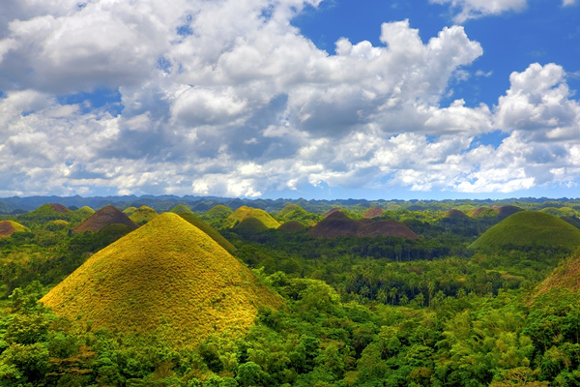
[275,204,320,226]
[469,211,580,251]
[225,206,280,229]
[128,205,158,225]
[202,204,234,230]
[1,198,580,386]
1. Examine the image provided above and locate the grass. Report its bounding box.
[201,205,233,230]
[226,206,280,229]
[129,206,158,226]
[536,254,580,295]
[41,213,282,347]
[276,204,320,226]
[174,211,236,253]
[18,203,75,222]
[0,220,29,237]
[469,211,580,250]
[73,205,138,234]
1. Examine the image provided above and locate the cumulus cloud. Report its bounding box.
[431,0,527,22]
[0,0,579,197]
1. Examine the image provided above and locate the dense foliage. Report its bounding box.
[0,199,580,386]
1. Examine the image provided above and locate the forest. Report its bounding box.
[0,197,580,387]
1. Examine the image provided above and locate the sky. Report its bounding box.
[1,0,580,200]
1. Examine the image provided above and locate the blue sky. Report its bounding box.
[1,0,580,200]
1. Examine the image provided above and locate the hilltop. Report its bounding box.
[0,220,29,237]
[469,211,580,251]
[128,205,158,225]
[171,205,236,253]
[18,203,75,222]
[308,212,417,239]
[72,205,138,234]
[226,206,280,229]
[41,213,282,347]
[276,204,320,226]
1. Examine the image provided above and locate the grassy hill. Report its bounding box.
[234,217,269,233]
[202,205,233,230]
[41,213,282,347]
[170,204,194,215]
[362,207,384,218]
[172,207,236,253]
[469,211,580,251]
[536,255,580,296]
[226,206,280,229]
[73,205,138,234]
[276,204,320,226]
[18,203,75,222]
[129,205,158,225]
[0,220,29,237]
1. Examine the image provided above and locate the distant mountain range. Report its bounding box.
[0,194,579,215]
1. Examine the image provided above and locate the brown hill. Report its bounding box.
[357,220,418,239]
[308,212,360,238]
[536,255,580,296]
[497,205,523,218]
[41,213,282,347]
[50,203,71,214]
[362,207,384,218]
[323,208,343,218]
[73,205,138,234]
[0,221,15,237]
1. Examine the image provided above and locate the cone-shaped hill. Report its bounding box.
[443,209,470,220]
[0,220,29,237]
[19,203,74,222]
[276,204,319,226]
[536,255,580,296]
[362,207,384,219]
[496,205,523,218]
[202,205,234,229]
[72,205,138,234]
[323,208,342,218]
[234,217,269,233]
[75,206,95,218]
[226,206,280,229]
[172,207,236,253]
[278,220,306,232]
[170,204,194,215]
[465,207,498,218]
[129,205,158,225]
[308,212,417,239]
[469,211,580,251]
[41,213,282,347]
[123,207,138,216]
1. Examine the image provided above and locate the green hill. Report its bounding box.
[123,207,138,216]
[234,216,269,233]
[226,206,280,229]
[75,206,95,219]
[18,203,75,222]
[202,205,233,230]
[173,209,236,253]
[129,205,158,225]
[276,204,320,226]
[469,211,580,251]
[41,213,282,347]
[170,204,194,215]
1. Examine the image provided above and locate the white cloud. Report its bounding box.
[1,0,579,197]
[563,0,576,6]
[431,0,527,22]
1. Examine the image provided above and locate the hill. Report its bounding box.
[469,211,580,250]
[72,205,138,234]
[323,208,342,218]
[308,212,417,239]
[75,206,95,218]
[41,213,282,347]
[443,209,470,220]
[234,217,269,233]
[202,205,234,230]
[278,220,306,232]
[226,206,280,229]
[358,220,418,239]
[536,255,580,296]
[18,203,74,222]
[0,220,29,237]
[362,207,384,218]
[123,207,138,216]
[172,207,236,253]
[276,204,319,226]
[129,205,158,225]
[170,204,194,215]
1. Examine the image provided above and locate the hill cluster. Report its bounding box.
[308,212,418,239]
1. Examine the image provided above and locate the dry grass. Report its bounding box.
[73,205,138,234]
[41,213,282,347]
[0,220,29,237]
